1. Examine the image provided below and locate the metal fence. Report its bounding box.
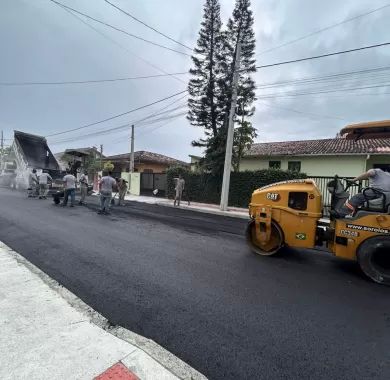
[140,173,167,197]
[309,176,367,216]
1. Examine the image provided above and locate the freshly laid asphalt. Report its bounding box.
[0,188,389,380]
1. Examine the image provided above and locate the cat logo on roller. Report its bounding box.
[266,192,280,201]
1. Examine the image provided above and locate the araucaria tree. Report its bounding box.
[187,0,223,173]
[188,0,257,174]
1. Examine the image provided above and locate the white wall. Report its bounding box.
[240,155,367,177]
[366,155,390,170]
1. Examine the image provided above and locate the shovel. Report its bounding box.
[111,192,118,205]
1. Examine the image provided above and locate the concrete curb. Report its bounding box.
[95,192,249,220]
[155,202,250,220]
[1,242,206,380]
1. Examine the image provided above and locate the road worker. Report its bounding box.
[339,168,390,217]
[79,170,89,205]
[28,169,39,197]
[117,178,128,206]
[174,174,185,207]
[38,169,52,199]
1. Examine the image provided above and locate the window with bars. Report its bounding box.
[288,161,301,172]
[269,161,281,169]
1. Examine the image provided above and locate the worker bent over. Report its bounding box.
[117,178,128,206]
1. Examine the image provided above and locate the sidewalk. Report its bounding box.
[0,241,206,380]
[123,194,249,219]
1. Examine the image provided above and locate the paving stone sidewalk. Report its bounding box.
[0,241,206,380]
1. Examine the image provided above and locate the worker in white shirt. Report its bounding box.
[98,171,117,215]
[28,169,39,198]
[38,170,52,199]
[174,174,185,207]
[62,169,77,207]
[339,168,390,217]
[79,170,89,205]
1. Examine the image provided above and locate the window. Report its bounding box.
[269,161,281,169]
[373,164,390,172]
[288,161,301,172]
[288,192,308,211]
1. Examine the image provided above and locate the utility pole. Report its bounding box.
[100,144,103,170]
[0,130,4,170]
[220,40,242,211]
[129,125,135,173]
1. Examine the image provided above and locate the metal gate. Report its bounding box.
[140,173,167,197]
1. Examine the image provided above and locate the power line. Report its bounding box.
[264,91,390,100]
[49,109,186,145]
[49,95,188,144]
[56,3,187,84]
[46,89,187,137]
[257,2,390,56]
[256,65,390,89]
[135,105,187,127]
[6,43,390,86]
[49,94,188,143]
[49,121,132,145]
[137,118,179,137]
[259,102,345,121]
[51,108,187,143]
[256,83,390,99]
[106,130,132,144]
[0,72,188,86]
[103,0,192,51]
[133,94,188,126]
[254,67,390,96]
[252,41,390,71]
[4,61,388,87]
[136,111,187,127]
[48,0,191,57]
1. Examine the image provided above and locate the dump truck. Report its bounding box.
[9,131,61,189]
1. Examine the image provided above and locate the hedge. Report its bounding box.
[167,167,307,208]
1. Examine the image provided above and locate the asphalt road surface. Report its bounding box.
[0,188,389,380]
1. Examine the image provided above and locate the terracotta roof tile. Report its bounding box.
[105,151,189,166]
[246,138,390,156]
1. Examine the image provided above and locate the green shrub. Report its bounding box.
[167,168,307,208]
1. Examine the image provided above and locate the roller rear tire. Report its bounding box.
[246,220,283,256]
[357,236,390,286]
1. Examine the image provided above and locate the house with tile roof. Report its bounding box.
[102,151,189,196]
[240,138,390,177]
[54,147,104,171]
[103,151,189,176]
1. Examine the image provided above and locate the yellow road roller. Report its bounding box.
[246,121,390,285]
